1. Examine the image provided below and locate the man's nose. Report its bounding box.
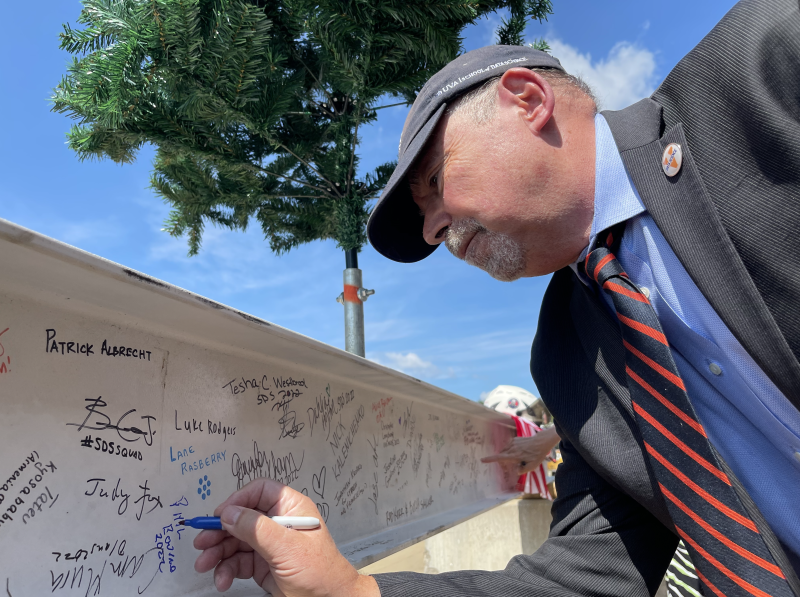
[422,207,451,246]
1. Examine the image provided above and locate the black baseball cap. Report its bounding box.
[366,45,564,263]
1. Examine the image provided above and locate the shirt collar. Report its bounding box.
[570,114,647,278]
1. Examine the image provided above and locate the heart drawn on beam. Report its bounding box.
[312,466,326,498]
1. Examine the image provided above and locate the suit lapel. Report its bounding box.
[603,100,800,410]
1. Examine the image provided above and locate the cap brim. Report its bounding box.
[367,103,447,263]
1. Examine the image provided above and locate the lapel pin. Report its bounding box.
[662,143,682,177]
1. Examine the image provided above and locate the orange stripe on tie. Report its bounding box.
[626,366,706,436]
[696,570,727,597]
[623,339,686,390]
[618,314,668,345]
[661,485,784,578]
[645,443,756,531]
[677,528,777,597]
[634,402,728,484]
[603,280,649,304]
[343,284,361,304]
[593,253,615,283]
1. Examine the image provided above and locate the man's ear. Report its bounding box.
[496,68,555,134]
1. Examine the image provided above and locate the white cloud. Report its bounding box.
[547,39,657,111]
[482,13,505,46]
[43,218,123,248]
[146,225,312,296]
[369,351,454,380]
[364,318,420,344]
[425,328,535,364]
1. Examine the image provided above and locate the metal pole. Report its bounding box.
[336,249,374,357]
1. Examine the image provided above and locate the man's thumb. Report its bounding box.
[220,505,288,558]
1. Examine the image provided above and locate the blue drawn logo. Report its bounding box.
[198,475,211,500]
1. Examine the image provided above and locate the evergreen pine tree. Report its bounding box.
[52,0,553,259]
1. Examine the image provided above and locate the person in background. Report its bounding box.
[481,385,560,494]
[481,426,559,478]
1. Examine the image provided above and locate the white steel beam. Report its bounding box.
[0,219,518,597]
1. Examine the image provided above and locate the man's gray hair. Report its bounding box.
[446,67,597,125]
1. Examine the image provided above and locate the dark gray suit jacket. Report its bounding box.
[374,0,800,594]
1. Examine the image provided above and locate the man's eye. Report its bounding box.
[430,174,438,187]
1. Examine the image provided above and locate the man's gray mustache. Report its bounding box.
[444,218,485,258]
[443,217,527,282]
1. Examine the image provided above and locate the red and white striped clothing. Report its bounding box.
[511,415,553,501]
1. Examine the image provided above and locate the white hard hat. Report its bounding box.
[483,385,540,418]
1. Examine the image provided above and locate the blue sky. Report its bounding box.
[0,1,737,401]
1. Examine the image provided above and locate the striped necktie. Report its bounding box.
[586,231,796,597]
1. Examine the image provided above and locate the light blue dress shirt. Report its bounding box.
[576,114,800,565]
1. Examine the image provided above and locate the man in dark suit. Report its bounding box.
[191,0,800,595]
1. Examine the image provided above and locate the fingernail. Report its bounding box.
[221,505,243,526]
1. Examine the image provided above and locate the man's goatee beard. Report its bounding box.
[444,218,527,282]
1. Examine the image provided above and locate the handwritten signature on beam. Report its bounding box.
[66,397,157,446]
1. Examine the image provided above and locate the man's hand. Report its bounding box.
[193,478,380,597]
[481,426,560,475]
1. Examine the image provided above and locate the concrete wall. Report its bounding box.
[360,497,668,596]
[359,498,551,574]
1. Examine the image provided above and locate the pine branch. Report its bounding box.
[290,50,335,106]
[54,0,559,258]
[346,108,360,196]
[272,141,343,197]
[254,165,333,196]
[373,101,408,111]
[529,38,550,52]
[497,13,527,46]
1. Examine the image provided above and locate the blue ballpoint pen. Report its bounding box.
[179,516,320,530]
